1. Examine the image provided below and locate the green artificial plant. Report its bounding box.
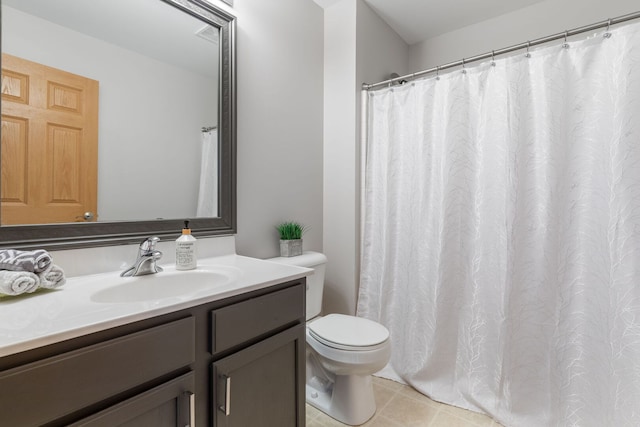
[276,221,307,240]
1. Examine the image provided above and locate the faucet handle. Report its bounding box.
[139,236,161,254]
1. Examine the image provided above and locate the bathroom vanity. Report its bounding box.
[0,255,308,427]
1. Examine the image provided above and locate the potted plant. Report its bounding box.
[276,221,306,257]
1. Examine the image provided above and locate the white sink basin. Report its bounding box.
[90,265,241,303]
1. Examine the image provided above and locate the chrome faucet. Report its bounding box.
[121,236,164,277]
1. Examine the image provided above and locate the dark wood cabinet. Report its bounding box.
[213,325,305,427]
[0,279,305,427]
[210,283,306,427]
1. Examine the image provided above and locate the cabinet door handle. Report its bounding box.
[182,391,195,427]
[218,375,231,416]
[188,391,196,427]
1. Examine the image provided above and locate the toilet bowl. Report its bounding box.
[267,252,391,425]
[306,313,391,425]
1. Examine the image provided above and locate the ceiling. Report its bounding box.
[3,0,218,77]
[314,0,546,45]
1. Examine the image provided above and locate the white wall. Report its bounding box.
[323,0,358,314]
[322,0,409,315]
[227,0,325,259]
[409,0,639,72]
[356,1,410,86]
[3,6,216,221]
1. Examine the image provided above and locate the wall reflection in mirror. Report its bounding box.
[1,0,220,225]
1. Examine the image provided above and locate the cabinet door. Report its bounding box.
[213,324,305,427]
[69,372,195,427]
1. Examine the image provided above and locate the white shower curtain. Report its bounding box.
[197,129,218,217]
[358,22,640,427]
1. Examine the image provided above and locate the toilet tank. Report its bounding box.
[266,251,327,320]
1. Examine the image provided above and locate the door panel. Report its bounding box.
[0,116,28,203]
[1,53,98,224]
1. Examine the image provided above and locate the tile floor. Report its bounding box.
[306,377,504,427]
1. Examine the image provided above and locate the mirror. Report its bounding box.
[0,0,236,249]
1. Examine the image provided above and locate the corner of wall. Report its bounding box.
[322,0,410,316]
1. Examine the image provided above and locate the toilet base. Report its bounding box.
[306,374,376,425]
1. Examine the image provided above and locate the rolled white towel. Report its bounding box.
[39,264,66,289]
[0,270,40,296]
[0,249,52,273]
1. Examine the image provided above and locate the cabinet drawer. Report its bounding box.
[0,316,195,427]
[211,283,304,354]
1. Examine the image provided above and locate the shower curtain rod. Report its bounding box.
[363,10,640,91]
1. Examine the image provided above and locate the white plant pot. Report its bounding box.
[280,239,303,257]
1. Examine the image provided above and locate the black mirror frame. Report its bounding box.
[0,0,236,250]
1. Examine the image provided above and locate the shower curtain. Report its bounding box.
[358,22,640,427]
[197,128,218,217]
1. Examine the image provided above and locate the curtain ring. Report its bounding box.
[436,65,440,80]
[462,58,467,74]
[563,30,570,49]
[604,18,612,38]
[491,50,496,67]
[525,41,531,58]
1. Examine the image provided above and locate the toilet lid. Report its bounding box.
[308,314,389,348]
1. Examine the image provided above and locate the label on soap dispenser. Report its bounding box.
[176,235,197,270]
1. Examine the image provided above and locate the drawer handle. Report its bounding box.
[219,375,231,416]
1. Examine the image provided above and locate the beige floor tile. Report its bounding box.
[373,381,398,409]
[313,411,352,427]
[306,404,324,420]
[361,414,403,426]
[397,384,432,402]
[306,419,324,427]
[430,409,483,427]
[373,376,405,392]
[379,392,439,426]
[440,404,495,426]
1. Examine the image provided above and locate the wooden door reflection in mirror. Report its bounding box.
[1,53,99,225]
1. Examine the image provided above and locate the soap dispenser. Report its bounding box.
[176,220,197,270]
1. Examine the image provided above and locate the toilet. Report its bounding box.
[268,251,391,425]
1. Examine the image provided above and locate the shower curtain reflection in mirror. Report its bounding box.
[197,128,218,217]
[358,21,640,427]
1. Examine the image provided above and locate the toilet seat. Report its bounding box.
[308,314,389,351]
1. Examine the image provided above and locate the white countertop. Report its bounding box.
[0,254,310,357]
